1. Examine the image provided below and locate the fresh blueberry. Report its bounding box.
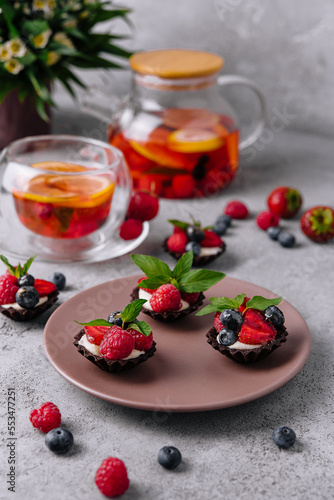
[220,309,244,332]
[278,231,295,248]
[108,310,123,327]
[213,221,228,236]
[185,241,201,257]
[264,306,285,327]
[17,274,35,287]
[267,226,281,240]
[186,225,205,243]
[217,328,238,346]
[272,426,296,449]
[15,287,39,309]
[158,446,182,470]
[48,272,66,291]
[216,214,232,227]
[45,428,74,454]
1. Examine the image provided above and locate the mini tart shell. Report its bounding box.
[0,290,59,322]
[163,238,226,266]
[206,324,288,364]
[130,286,205,322]
[73,330,156,373]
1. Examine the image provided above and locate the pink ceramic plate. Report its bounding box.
[43,275,311,412]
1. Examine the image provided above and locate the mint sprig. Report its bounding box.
[131,251,225,293]
[127,321,152,337]
[74,319,112,327]
[0,254,37,278]
[196,294,282,316]
[120,299,147,324]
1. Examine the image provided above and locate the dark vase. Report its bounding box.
[0,89,50,149]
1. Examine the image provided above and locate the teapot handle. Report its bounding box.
[217,75,266,150]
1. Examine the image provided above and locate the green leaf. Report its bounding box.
[208,293,246,312]
[131,254,172,280]
[17,52,37,67]
[178,269,225,293]
[168,219,189,232]
[244,296,282,312]
[127,321,151,337]
[22,254,37,275]
[195,304,219,316]
[0,255,16,276]
[74,319,112,327]
[172,251,193,280]
[137,276,169,290]
[23,19,50,36]
[120,299,147,324]
[53,207,73,232]
[35,96,50,122]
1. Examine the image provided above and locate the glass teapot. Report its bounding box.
[84,49,266,199]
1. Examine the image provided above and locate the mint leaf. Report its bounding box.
[244,296,282,312]
[195,304,219,316]
[22,254,37,275]
[131,254,172,280]
[178,269,225,293]
[121,299,147,323]
[138,276,169,290]
[209,296,243,311]
[168,219,189,232]
[127,321,151,337]
[172,251,193,280]
[0,255,16,276]
[74,319,112,327]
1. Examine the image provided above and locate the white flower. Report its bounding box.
[32,29,52,49]
[53,32,75,49]
[6,38,27,58]
[62,18,78,29]
[4,58,24,75]
[46,51,61,66]
[32,0,47,11]
[0,44,12,62]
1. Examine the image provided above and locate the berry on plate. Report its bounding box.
[224,200,249,219]
[158,446,182,470]
[45,428,74,455]
[197,293,288,363]
[119,218,143,240]
[131,252,225,322]
[256,211,280,231]
[74,299,156,372]
[127,190,159,221]
[267,186,302,218]
[30,402,61,433]
[272,426,296,449]
[300,205,334,243]
[95,457,129,498]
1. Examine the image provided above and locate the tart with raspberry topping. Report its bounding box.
[73,299,156,372]
[163,218,226,266]
[197,294,288,363]
[0,254,58,321]
[130,251,225,322]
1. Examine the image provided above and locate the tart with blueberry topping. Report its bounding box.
[130,251,225,322]
[73,299,156,372]
[0,255,58,321]
[163,218,226,266]
[197,294,288,363]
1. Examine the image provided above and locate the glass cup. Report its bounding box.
[0,135,133,262]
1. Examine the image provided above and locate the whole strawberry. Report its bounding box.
[300,206,334,243]
[127,190,159,221]
[267,186,302,218]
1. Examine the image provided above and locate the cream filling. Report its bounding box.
[199,246,222,257]
[216,334,263,350]
[138,288,190,311]
[78,333,144,360]
[1,296,48,311]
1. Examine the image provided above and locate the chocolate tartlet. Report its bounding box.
[131,287,205,322]
[74,330,156,373]
[206,324,288,364]
[0,291,59,322]
[163,238,225,266]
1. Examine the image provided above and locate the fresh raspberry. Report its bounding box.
[127,190,159,221]
[127,328,153,351]
[99,325,135,360]
[173,226,186,234]
[171,174,196,198]
[180,291,199,305]
[84,325,111,345]
[238,309,276,345]
[137,277,155,294]
[5,270,18,285]
[214,311,223,332]
[95,457,129,498]
[34,279,57,297]
[119,218,143,240]
[224,200,249,219]
[256,211,280,230]
[0,275,19,304]
[201,230,222,247]
[29,402,61,433]
[149,284,182,313]
[166,232,188,253]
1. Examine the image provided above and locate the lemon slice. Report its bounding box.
[129,140,190,169]
[31,161,88,173]
[168,129,224,153]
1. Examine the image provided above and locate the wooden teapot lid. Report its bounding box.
[129,49,224,79]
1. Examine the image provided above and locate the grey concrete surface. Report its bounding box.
[1,124,334,500]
